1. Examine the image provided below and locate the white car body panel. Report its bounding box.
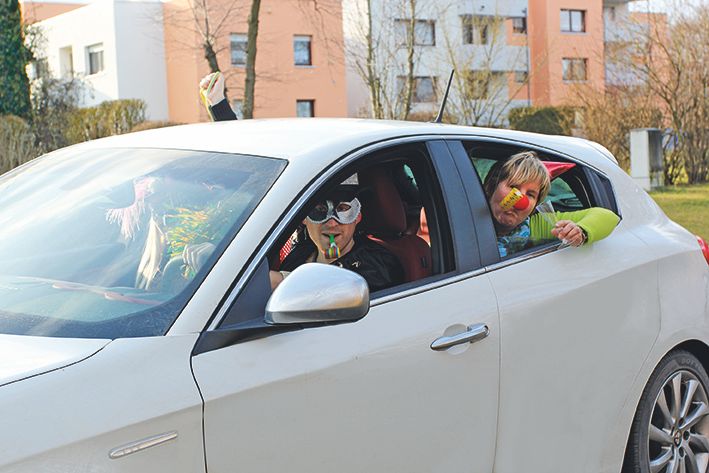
[0,335,109,386]
[0,335,203,472]
[193,274,500,473]
[490,230,661,472]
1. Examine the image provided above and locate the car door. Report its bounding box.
[448,138,661,472]
[190,140,500,473]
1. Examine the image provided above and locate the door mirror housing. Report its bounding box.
[265,263,370,325]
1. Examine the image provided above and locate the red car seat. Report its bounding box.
[358,168,432,282]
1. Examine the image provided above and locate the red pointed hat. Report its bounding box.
[543,161,576,180]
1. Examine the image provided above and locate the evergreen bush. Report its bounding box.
[0,0,32,118]
[508,106,575,136]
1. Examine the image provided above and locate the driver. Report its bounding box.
[272,181,404,293]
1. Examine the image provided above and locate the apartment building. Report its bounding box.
[344,0,637,123]
[24,0,645,124]
[343,0,531,122]
[22,0,347,122]
[25,0,170,120]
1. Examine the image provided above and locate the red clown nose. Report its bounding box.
[513,194,530,210]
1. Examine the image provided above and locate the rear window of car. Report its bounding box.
[0,147,286,339]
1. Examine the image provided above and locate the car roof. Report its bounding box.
[78,118,617,170]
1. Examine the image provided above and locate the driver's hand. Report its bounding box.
[183,242,216,273]
[551,220,585,246]
[269,270,285,291]
[199,72,225,105]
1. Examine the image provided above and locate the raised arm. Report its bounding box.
[199,72,237,122]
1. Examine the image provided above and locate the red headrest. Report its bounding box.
[358,168,407,235]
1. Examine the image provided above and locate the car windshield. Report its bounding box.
[0,147,286,339]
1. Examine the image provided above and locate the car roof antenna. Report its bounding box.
[434,69,455,124]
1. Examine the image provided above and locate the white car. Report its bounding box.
[0,119,707,473]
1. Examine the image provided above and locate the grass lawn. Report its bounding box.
[649,184,709,240]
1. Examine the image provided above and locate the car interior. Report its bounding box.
[268,147,454,292]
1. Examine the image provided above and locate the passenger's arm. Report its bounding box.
[530,207,620,246]
[199,73,237,122]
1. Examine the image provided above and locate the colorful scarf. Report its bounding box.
[497,217,531,258]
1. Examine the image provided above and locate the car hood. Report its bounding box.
[0,334,110,387]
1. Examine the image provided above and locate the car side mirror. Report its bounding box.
[265,263,370,325]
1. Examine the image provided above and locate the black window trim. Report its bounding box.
[193,135,483,354]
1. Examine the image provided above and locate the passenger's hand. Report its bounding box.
[183,242,216,273]
[551,220,585,247]
[269,270,285,291]
[199,72,225,105]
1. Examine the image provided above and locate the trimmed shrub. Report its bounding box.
[0,115,38,173]
[130,121,183,132]
[508,106,575,136]
[66,99,147,144]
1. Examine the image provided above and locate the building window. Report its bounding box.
[59,46,74,78]
[514,71,528,83]
[294,35,312,66]
[397,76,437,103]
[395,19,435,46]
[231,100,244,119]
[512,17,527,34]
[28,58,49,80]
[562,58,587,81]
[231,34,248,66]
[296,100,315,117]
[560,9,585,33]
[461,15,489,45]
[86,43,104,75]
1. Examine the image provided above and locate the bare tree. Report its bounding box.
[346,1,532,124]
[344,0,424,119]
[572,84,663,171]
[613,4,709,184]
[162,0,246,104]
[242,0,261,118]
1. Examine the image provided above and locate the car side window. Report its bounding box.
[462,140,618,259]
[216,142,456,330]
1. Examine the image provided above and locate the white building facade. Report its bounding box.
[343,0,529,124]
[34,0,169,120]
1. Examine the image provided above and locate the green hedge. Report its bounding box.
[508,106,575,136]
[0,115,38,173]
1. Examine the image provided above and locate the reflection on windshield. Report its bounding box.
[0,148,285,339]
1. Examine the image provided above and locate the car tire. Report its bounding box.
[624,350,709,473]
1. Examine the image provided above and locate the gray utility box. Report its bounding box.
[630,128,664,191]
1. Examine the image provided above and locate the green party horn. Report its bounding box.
[325,234,340,259]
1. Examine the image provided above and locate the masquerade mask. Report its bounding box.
[306,198,361,225]
[500,188,530,211]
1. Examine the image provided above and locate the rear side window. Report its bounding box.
[466,143,615,213]
[461,140,619,259]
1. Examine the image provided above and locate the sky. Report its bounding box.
[629,0,708,15]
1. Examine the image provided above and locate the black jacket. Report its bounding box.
[211,99,237,121]
[280,236,404,293]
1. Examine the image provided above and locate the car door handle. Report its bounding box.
[430,323,489,351]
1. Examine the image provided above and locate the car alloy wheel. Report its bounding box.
[648,370,709,472]
[625,350,709,473]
